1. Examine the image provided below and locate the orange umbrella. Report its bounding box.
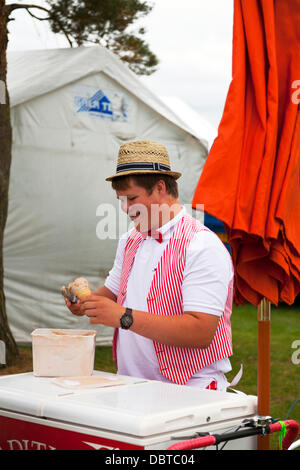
[192,0,300,449]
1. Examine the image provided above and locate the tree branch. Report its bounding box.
[6,3,73,47]
[6,3,48,15]
[26,11,51,22]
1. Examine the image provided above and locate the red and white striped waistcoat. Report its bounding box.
[112,213,233,385]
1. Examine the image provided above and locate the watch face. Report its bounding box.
[121,313,133,329]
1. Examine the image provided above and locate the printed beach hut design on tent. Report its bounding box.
[4,45,216,345]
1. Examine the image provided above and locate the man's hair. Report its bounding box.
[111,174,179,198]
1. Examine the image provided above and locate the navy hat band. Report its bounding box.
[116,162,171,173]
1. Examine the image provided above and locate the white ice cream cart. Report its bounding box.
[0,371,260,450]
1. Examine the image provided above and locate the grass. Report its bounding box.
[229,303,300,417]
[228,302,300,450]
[1,302,300,450]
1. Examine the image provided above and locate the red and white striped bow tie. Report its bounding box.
[142,230,163,243]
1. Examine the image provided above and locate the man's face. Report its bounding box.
[116,179,161,233]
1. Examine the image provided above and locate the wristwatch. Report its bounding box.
[120,307,133,330]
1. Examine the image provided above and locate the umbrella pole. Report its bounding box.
[257,298,271,450]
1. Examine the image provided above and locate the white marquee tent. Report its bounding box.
[4,45,217,344]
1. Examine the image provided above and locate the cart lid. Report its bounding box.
[0,372,257,437]
[0,371,145,416]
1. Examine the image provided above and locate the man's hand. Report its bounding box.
[64,285,118,319]
[64,298,83,316]
[79,295,124,327]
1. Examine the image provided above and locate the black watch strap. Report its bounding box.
[120,307,133,330]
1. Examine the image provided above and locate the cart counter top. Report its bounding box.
[0,371,257,437]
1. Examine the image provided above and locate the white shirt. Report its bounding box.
[105,207,234,390]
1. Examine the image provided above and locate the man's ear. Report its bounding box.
[155,179,166,195]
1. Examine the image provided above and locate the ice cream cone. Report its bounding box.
[74,287,92,300]
[68,277,91,300]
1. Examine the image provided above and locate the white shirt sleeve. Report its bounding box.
[182,230,234,316]
[104,231,131,297]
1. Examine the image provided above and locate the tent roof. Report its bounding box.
[7,45,214,148]
[162,96,217,150]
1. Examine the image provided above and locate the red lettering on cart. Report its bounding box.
[0,416,144,450]
[5,439,56,450]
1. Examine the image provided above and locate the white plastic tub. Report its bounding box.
[31,329,96,377]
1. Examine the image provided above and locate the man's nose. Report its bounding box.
[120,199,128,213]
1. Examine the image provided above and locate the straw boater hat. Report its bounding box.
[106,140,182,181]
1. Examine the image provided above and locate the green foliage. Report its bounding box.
[46,0,158,75]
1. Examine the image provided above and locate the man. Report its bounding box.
[66,140,234,390]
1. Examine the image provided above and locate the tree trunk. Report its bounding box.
[0,0,19,366]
